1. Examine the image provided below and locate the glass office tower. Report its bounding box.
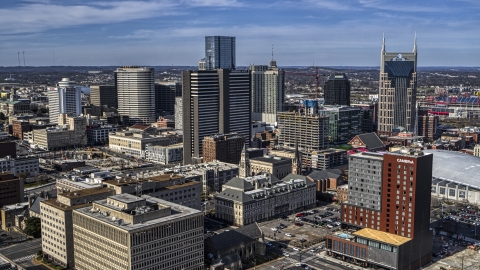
[205,36,236,70]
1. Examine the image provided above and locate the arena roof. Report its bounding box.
[423,149,480,189]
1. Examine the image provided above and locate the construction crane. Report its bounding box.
[285,67,329,99]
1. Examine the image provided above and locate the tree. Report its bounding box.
[24,217,41,238]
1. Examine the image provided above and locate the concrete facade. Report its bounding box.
[73,194,204,270]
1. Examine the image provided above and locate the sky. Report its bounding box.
[0,0,479,67]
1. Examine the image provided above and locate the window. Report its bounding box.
[449,189,456,196]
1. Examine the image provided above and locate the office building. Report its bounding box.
[204,36,236,70]
[0,156,39,177]
[418,115,439,141]
[0,172,24,208]
[40,188,114,268]
[32,114,87,150]
[182,69,250,164]
[86,125,117,145]
[378,37,418,136]
[12,120,30,140]
[215,173,316,226]
[108,131,173,159]
[48,78,82,124]
[73,194,204,270]
[115,67,155,125]
[145,143,183,164]
[324,73,351,106]
[175,97,183,131]
[181,161,239,193]
[202,133,244,164]
[1,201,29,230]
[323,106,362,144]
[90,85,117,109]
[248,155,292,179]
[103,174,201,210]
[326,149,433,269]
[278,109,328,151]
[250,60,285,125]
[155,82,181,116]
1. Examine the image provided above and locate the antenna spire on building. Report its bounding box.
[382,33,386,52]
[271,44,274,61]
[413,32,417,53]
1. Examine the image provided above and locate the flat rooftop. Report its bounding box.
[74,195,201,232]
[250,156,291,164]
[60,187,112,199]
[104,173,184,186]
[353,228,411,246]
[110,193,145,204]
[42,199,91,211]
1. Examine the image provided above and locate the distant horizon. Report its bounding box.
[0,65,479,69]
[0,1,479,66]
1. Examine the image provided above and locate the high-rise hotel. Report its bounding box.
[326,149,433,269]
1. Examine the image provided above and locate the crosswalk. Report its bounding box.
[13,254,35,263]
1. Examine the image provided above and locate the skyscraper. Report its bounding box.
[182,69,250,164]
[204,36,236,70]
[250,58,285,125]
[48,78,81,124]
[115,66,155,125]
[378,37,417,136]
[155,82,181,116]
[90,85,117,108]
[324,73,351,106]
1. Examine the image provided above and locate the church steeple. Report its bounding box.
[292,141,301,175]
[239,144,250,178]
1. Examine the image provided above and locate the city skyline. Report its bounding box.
[0,0,479,67]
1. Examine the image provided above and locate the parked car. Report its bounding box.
[293,247,300,251]
[283,252,290,257]
[285,233,293,237]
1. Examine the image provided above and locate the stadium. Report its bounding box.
[425,149,480,205]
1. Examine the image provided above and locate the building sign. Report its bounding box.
[397,158,414,164]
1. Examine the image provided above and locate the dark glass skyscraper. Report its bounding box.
[204,36,236,70]
[324,73,351,106]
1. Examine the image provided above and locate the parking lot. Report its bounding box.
[259,205,342,250]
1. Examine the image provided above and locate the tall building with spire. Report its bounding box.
[249,49,285,125]
[378,36,418,137]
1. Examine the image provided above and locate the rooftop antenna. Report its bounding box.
[413,32,417,53]
[23,51,25,67]
[271,44,274,61]
[17,52,20,66]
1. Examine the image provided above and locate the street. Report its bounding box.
[0,238,46,269]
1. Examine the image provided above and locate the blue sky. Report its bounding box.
[0,0,479,66]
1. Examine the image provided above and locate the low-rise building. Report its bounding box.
[145,143,183,164]
[0,172,24,208]
[248,156,292,180]
[103,174,201,210]
[205,223,265,269]
[1,201,29,230]
[108,131,173,158]
[348,133,385,151]
[336,184,348,203]
[40,188,115,268]
[12,120,30,140]
[215,173,316,226]
[181,161,239,193]
[0,156,39,176]
[56,177,103,193]
[202,133,245,164]
[73,194,204,270]
[307,169,344,200]
[86,125,117,145]
[32,114,87,150]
